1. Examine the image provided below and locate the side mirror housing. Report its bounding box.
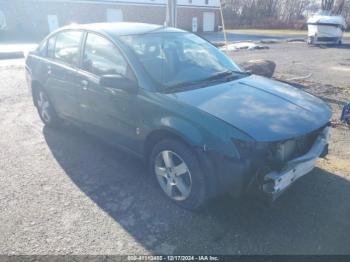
[100,74,138,93]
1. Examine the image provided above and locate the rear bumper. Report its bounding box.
[262,126,330,200]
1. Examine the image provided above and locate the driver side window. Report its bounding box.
[82,33,129,78]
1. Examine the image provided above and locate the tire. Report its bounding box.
[149,139,207,210]
[35,89,61,128]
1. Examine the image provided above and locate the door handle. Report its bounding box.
[80,80,88,90]
[47,65,52,75]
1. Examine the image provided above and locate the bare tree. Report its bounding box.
[222,0,349,29]
[333,0,345,14]
[322,0,335,10]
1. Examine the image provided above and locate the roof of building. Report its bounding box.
[60,22,185,36]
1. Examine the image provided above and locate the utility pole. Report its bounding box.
[165,0,177,27]
[219,0,228,51]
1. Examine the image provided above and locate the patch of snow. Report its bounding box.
[220,42,268,52]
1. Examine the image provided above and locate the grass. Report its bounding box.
[226,28,350,38]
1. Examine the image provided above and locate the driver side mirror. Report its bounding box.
[100,74,138,94]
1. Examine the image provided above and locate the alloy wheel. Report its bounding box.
[154,150,192,201]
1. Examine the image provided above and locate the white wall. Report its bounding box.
[50,0,165,4]
[107,0,165,3]
[101,0,220,6]
[52,0,220,7]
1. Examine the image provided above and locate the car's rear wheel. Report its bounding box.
[150,139,207,210]
[35,90,61,127]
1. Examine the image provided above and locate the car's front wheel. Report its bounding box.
[35,90,61,127]
[150,139,207,210]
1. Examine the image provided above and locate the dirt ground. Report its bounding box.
[0,42,350,255]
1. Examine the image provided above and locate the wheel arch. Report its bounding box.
[143,128,199,160]
[143,127,220,199]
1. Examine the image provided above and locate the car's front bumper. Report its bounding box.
[262,126,330,200]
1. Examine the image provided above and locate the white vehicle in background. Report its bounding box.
[0,10,7,31]
[307,12,347,45]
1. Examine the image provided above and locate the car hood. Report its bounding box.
[167,75,332,142]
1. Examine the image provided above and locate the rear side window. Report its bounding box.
[54,31,83,65]
[82,33,128,77]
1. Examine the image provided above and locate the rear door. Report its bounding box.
[76,32,139,150]
[45,30,83,120]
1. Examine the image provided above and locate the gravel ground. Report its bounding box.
[0,43,350,255]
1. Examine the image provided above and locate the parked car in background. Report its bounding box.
[25,23,332,210]
[307,12,347,45]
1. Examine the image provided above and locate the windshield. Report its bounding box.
[120,32,243,90]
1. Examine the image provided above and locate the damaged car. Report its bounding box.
[25,23,332,210]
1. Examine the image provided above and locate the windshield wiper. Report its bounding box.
[164,70,250,92]
[164,80,204,92]
[205,71,234,81]
[232,70,251,75]
[200,70,251,83]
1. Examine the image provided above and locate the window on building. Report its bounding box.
[82,33,129,78]
[54,31,83,65]
[205,0,209,4]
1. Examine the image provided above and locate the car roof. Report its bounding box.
[59,22,186,36]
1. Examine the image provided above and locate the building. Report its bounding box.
[0,0,221,38]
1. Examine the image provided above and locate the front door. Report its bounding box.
[77,33,139,150]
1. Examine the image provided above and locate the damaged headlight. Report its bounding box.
[275,139,297,162]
